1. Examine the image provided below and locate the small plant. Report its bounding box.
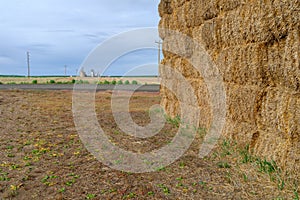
[220,140,233,157]
[58,187,66,193]
[41,175,49,183]
[217,162,231,168]
[156,166,166,171]
[179,161,185,168]
[113,130,120,135]
[6,145,14,150]
[108,188,117,193]
[124,80,130,85]
[65,174,79,186]
[242,173,248,181]
[131,80,138,85]
[278,179,285,190]
[41,175,57,186]
[294,189,299,200]
[7,153,15,158]
[111,80,117,85]
[50,80,55,84]
[147,191,154,196]
[10,184,18,191]
[24,140,32,146]
[72,79,76,84]
[274,197,284,200]
[240,145,254,163]
[0,172,10,181]
[256,158,277,174]
[0,81,3,84]
[68,173,80,179]
[11,164,20,170]
[199,181,207,187]
[197,127,207,137]
[65,179,75,186]
[157,184,170,195]
[32,80,38,84]
[176,183,183,187]
[123,192,136,199]
[166,115,181,128]
[86,194,96,199]
[117,80,123,85]
[104,80,110,84]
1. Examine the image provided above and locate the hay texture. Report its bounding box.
[159,0,300,178]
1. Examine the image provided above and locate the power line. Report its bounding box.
[155,40,163,78]
[64,65,67,76]
[27,51,30,78]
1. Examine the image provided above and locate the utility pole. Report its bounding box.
[64,65,67,76]
[27,51,30,78]
[155,40,163,78]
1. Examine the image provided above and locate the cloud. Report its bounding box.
[0,56,15,65]
[0,0,161,75]
[44,30,75,33]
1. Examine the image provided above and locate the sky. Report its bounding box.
[0,0,161,76]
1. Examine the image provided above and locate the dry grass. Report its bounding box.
[0,77,160,85]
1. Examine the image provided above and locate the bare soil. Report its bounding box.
[0,90,296,199]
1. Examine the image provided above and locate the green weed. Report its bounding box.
[131,80,138,85]
[166,115,181,128]
[117,80,123,85]
[0,172,10,181]
[147,191,154,196]
[157,184,170,195]
[217,162,231,169]
[86,194,96,199]
[123,192,136,199]
[58,187,66,193]
[111,80,117,85]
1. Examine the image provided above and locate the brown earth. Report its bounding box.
[0,90,297,199]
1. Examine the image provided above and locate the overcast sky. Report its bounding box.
[0,0,161,76]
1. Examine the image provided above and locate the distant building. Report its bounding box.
[79,68,87,77]
[91,69,96,77]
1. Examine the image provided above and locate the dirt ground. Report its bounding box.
[0,90,297,199]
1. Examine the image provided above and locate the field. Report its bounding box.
[0,77,160,85]
[0,90,297,199]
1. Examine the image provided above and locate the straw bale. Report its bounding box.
[184,1,204,28]
[217,44,266,86]
[158,0,173,16]
[217,0,241,12]
[159,0,300,176]
[223,119,257,145]
[189,78,212,128]
[226,84,260,123]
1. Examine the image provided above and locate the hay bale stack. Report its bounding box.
[159,0,300,177]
